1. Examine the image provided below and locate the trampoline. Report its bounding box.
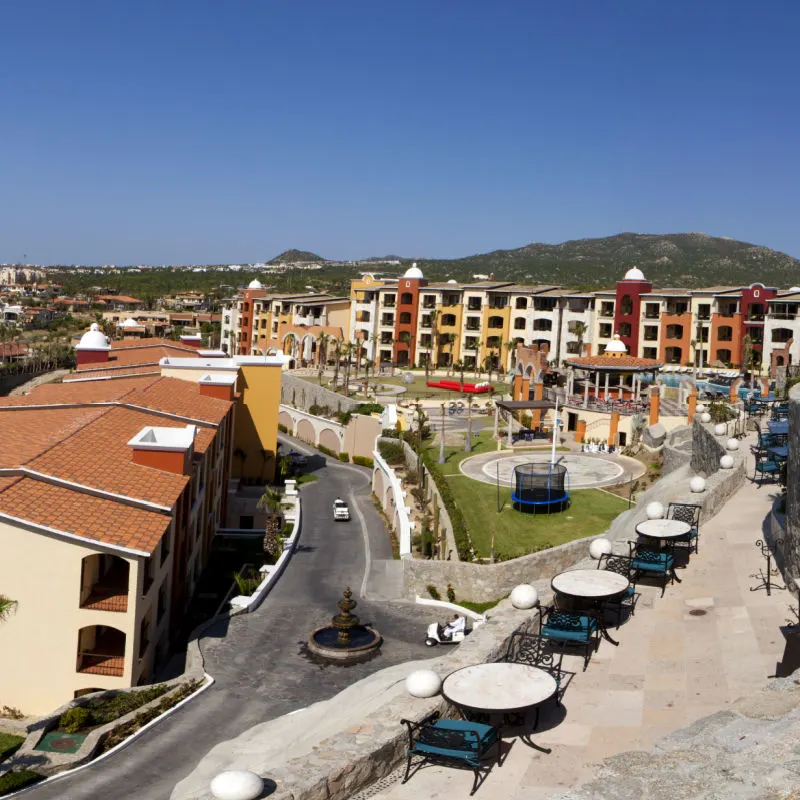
[511,462,570,514]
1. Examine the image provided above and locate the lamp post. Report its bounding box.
[438,402,446,464]
[550,395,560,466]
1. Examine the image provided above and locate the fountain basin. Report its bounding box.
[308,624,382,663]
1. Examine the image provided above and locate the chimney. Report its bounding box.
[128,425,196,475]
[180,334,203,349]
[75,322,111,366]
[198,373,237,402]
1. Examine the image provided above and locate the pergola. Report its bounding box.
[493,399,556,445]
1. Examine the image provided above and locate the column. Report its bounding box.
[604,372,610,401]
[513,374,523,401]
[608,411,620,446]
[618,379,624,400]
[532,381,544,428]
[507,410,513,446]
[521,377,531,401]
[493,402,499,438]
[575,419,586,444]
[595,371,600,401]
[687,387,698,424]
[583,375,589,408]
[649,386,660,426]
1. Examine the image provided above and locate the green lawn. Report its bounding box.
[0,733,24,762]
[425,431,628,559]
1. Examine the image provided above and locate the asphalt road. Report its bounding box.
[27,438,435,800]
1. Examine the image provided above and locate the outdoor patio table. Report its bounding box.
[768,420,789,436]
[550,568,630,646]
[442,662,557,749]
[635,518,690,580]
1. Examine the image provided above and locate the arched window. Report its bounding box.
[620,294,633,315]
[76,625,126,677]
[400,293,413,305]
[488,316,504,329]
[399,311,412,324]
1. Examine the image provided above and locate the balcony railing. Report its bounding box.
[747,314,765,322]
[769,312,797,320]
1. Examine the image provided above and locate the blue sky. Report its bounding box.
[1,1,798,264]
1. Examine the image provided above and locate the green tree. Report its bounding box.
[0,595,17,621]
[257,488,283,560]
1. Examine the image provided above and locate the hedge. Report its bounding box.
[278,423,288,433]
[421,450,472,560]
[0,770,43,796]
[352,455,374,468]
[339,452,350,462]
[317,444,338,459]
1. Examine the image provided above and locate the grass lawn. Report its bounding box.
[0,733,24,762]
[425,431,628,559]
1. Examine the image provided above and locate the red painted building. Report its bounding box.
[392,265,427,366]
[614,267,653,357]
[739,282,777,366]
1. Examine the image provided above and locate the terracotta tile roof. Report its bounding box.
[22,376,160,403]
[64,365,163,381]
[566,355,664,370]
[28,406,191,506]
[124,377,231,424]
[0,407,110,468]
[110,338,197,352]
[0,476,169,554]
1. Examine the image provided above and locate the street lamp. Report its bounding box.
[438,402,446,464]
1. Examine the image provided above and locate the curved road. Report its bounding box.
[27,438,434,800]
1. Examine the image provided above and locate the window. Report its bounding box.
[420,315,431,328]
[382,294,396,308]
[619,322,632,337]
[488,316,503,329]
[772,328,793,344]
[441,314,456,326]
[665,346,683,364]
[643,347,657,359]
[380,332,393,345]
[443,294,460,306]
[422,295,436,308]
[400,293,413,305]
[533,298,556,311]
[465,317,481,331]
[515,298,527,310]
[419,334,432,347]
[643,325,658,341]
[381,314,394,326]
[668,301,688,315]
[157,584,167,624]
[138,616,150,659]
[620,295,633,315]
[160,529,171,566]
[717,325,733,342]
[486,336,501,348]
[533,319,552,331]
[513,317,526,330]
[488,296,507,309]
[465,337,479,350]
[599,323,612,338]
[666,324,684,340]
[566,341,580,354]
[645,303,660,319]
[600,302,615,318]
[467,298,482,311]
[716,348,732,364]
[399,311,412,324]
[697,304,711,320]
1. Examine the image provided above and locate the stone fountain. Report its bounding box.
[307,587,382,663]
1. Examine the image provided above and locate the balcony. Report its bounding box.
[599,307,614,318]
[80,556,130,613]
[467,301,482,312]
[76,626,126,677]
[746,313,765,322]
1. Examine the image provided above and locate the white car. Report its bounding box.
[333,499,350,521]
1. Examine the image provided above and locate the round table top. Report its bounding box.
[635,518,691,539]
[551,568,630,599]
[442,662,557,712]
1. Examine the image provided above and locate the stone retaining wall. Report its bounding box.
[662,424,692,475]
[690,419,727,476]
[783,382,800,581]
[280,372,360,414]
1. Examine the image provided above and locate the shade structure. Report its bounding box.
[511,462,570,514]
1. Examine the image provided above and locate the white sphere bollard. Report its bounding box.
[690,475,706,493]
[726,438,740,451]
[589,537,613,560]
[646,501,665,520]
[700,412,712,423]
[210,771,265,800]
[696,403,706,413]
[714,423,727,436]
[510,584,539,609]
[720,455,734,470]
[406,669,442,698]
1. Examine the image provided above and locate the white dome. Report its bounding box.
[605,335,628,354]
[247,279,263,289]
[447,279,458,284]
[624,267,645,281]
[77,323,110,351]
[121,318,140,328]
[791,287,800,292]
[403,262,424,279]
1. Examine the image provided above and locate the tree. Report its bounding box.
[473,340,484,377]
[743,335,755,389]
[363,358,374,396]
[0,595,17,621]
[257,488,284,560]
[341,341,355,393]
[464,395,476,453]
[573,321,587,357]
[331,338,342,389]
[398,331,412,367]
[454,359,465,392]
[317,332,329,385]
[505,339,517,374]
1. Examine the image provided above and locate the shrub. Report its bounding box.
[426,584,441,600]
[356,403,384,415]
[84,684,170,727]
[281,521,294,537]
[336,411,353,425]
[352,455,374,468]
[339,452,350,462]
[378,440,405,465]
[308,403,331,417]
[278,423,288,433]
[0,770,43,795]
[446,584,456,603]
[233,569,261,596]
[317,444,337,458]
[60,706,91,733]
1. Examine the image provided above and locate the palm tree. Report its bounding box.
[341,341,355,393]
[429,309,440,370]
[398,331,412,368]
[473,339,484,377]
[317,332,329,385]
[363,358,374,396]
[504,339,517,374]
[464,395,476,453]
[573,321,587,357]
[331,339,342,389]
[257,488,284,560]
[743,334,755,389]
[0,595,17,621]
[454,359,465,392]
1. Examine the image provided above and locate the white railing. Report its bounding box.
[372,449,412,558]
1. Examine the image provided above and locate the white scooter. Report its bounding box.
[425,615,467,647]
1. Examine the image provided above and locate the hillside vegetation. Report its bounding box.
[415,233,800,289]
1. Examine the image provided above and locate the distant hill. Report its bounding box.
[413,233,800,289]
[268,249,325,264]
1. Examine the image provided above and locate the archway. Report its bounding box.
[278,411,294,432]
[80,554,130,613]
[76,625,126,677]
[318,427,340,454]
[296,419,315,444]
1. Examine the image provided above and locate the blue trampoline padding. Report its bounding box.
[511,492,570,506]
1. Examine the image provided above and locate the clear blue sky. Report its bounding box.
[2,0,798,265]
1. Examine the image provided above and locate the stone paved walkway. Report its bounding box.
[368,438,795,799]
